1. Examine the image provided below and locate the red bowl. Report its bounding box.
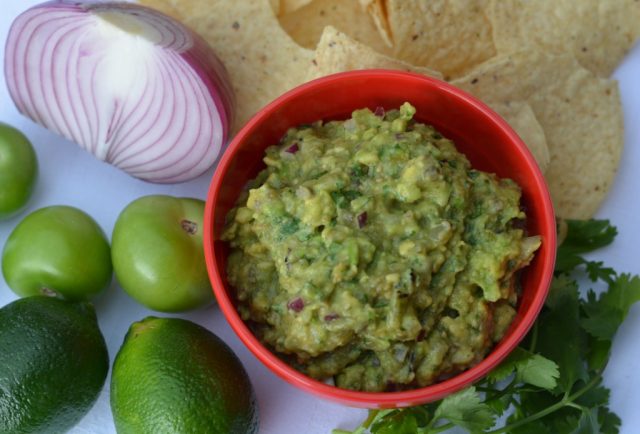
[204,70,556,408]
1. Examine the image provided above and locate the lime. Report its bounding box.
[0,296,109,433]
[111,317,259,434]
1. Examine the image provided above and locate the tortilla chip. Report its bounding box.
[539,81,622,219]
[359,0,393,48]
[279,0,313,15]
[279,0,392,53]
[453,51,624,218]
[309,28,547,172]
[308,28,548,172]
[270,0,281,15]
[489,102,550,173]
[487,0,640,77]
[381,0,496,79]
[139,0,314,133]
[308,26,441,80]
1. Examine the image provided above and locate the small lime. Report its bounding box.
[0,296,109,433]
[111,317,259,434]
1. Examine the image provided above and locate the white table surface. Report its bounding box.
[1,3,639,433]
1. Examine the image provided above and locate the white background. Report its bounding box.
[1,2,639,433]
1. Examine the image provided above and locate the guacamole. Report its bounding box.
[222,103,541,392]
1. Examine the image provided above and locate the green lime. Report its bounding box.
[0,296,109,433]
[111,317,259,434]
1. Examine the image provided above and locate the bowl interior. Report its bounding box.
[206,70,556,408]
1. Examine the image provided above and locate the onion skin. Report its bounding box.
[5,1,235,183]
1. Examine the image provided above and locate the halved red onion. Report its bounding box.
[5,1,234,183]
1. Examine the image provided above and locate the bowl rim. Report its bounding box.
[204,69,557,407]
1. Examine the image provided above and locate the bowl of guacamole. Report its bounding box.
[205,70,556,407]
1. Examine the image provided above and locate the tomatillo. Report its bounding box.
[2,206,113,299]
[0,123,38,220]
[111,195,214,312]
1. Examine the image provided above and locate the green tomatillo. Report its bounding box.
[2,206,113,299]
[0,123,38,220]
[111,195,214,312]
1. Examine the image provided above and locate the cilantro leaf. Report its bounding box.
[369,408,432,434]
[488,347,559,390]
[582,274,640,340]
[573,407,601,434]
[517,354,560,390]
[600,273,640,318]
[556,219,617,273]
[487,348,526,383]
[586,335,612,372]
[509,391,581,433]
[585,261,616,283]
[536,277,588,393]
[559,219,617,254]
[370,412,418,434]
[546,412,582,433]
[544,275,578,309]
[432,387,495,431]
[575,385,610,408]
[485,392,512,415]
[510,421,553,434]
[581,291,622,341]
[598,406,621,434]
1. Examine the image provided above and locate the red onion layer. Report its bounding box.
[5,1,234,183]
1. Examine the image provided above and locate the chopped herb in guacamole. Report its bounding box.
[222,103,541,392]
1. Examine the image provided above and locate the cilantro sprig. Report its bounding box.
[335,219,639,434]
